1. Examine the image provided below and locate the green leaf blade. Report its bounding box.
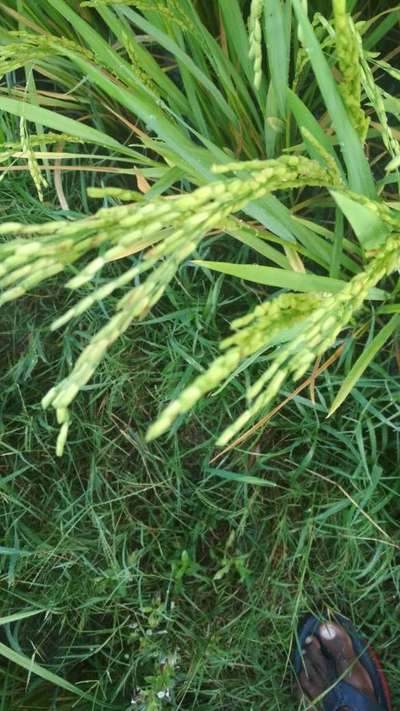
[264,0,291,117]
[207,467,277,487]
[193,260,347,293]
[328,314,400,416]
[0,97,128,154]
[292,0,376,198]
[331,190,391,249]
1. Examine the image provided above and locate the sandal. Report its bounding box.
[293,613,392,711]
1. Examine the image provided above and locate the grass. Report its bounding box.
[0,175,400,709]
[1,1,400,708]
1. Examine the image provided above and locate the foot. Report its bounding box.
[299,621,376,709]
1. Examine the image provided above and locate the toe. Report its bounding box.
[304,635,326,675]
[298,635,330,701]
[305,634,321,652]
[319,622,374,697]
[299,668,318,700]
[319,622,352,662]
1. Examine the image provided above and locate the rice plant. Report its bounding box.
[1,0,400,454]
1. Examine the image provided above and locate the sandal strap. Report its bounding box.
[323,679,386,711]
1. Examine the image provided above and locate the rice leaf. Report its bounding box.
[364,8,400,50]
[218,0,253,84]
[287,88,340,167]
[0,97,130,155]
[264,0,291,117]
[193,260,346,293]
[194,260,387,301]
[292,0,376,197]
[119,6,238,125]
[331,190,391,249]
[328,314,400,416]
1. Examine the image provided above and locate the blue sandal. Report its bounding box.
[293,614,392,711]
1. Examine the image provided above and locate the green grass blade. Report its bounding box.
[45,0,150,94]
[177,64,211,138]
[377,304,400,315]
[218,0,253,84]
[292,0,375,197]
[177,1,238,94]
[287,88,340,166]
[225,222,290,269]
[0,610,44,626]
[98,4,189,115]
[264,0,291,117]
[328,314,400,416]
[330,190,391,249]
[294,215,361,274]
[193,260,346,293]
[177,0,261,134]
[364,8,400,50]
[61,54,211,177]
[0,97,130,155]
[146,166,184,199]
[246,195,329,265]
[207,467,277,487]
[0,642,96,703]
[330,208,344,279]
[120,7,238,125]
